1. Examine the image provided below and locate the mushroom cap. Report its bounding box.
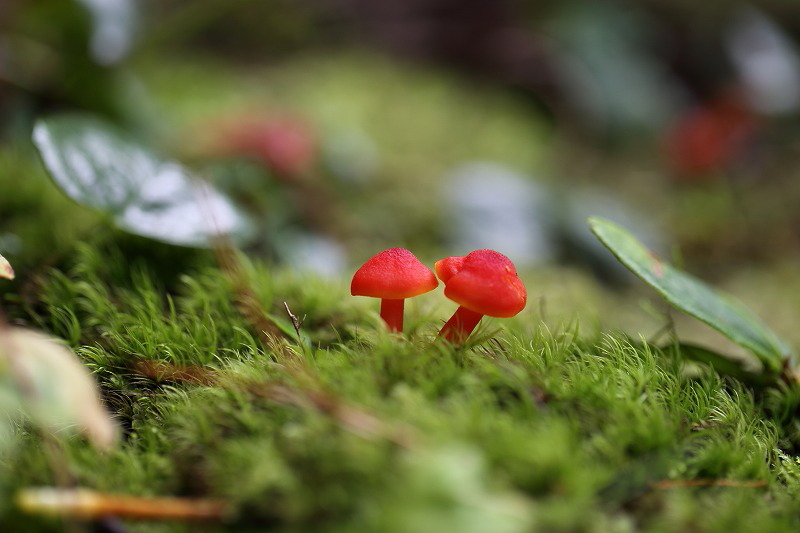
[434,256,465,284]
[351,248,439,299]
[436,249,527,317]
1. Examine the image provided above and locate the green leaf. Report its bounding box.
[32,113,252,248]
[589,217,793,372]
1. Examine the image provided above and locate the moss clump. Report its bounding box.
[2,238,800,532]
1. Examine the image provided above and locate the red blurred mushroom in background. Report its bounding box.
[664,87,760,181]
[217,114,318,181]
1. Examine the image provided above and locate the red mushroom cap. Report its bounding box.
[351,248,439,299]
[436,249,527,318]
[434,256,465,284]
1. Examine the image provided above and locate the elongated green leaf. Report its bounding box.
[589,217,793,372]
[32,114,252,248]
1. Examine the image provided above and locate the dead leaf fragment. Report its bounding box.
[0,327,117,450]
[0,254,13,280]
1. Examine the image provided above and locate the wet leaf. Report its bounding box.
[32,114,252,248]
[589,217,793,372]
[0,327,117,450]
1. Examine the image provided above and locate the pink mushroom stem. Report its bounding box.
[380,299,405,333]
[438,306,484,343]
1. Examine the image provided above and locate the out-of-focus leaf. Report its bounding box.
[0,327,117,450]
[75,0,138,66]
[32,114,252,248]
[548,2,683,133]
[589,217,793,372]
[0,254,13,280]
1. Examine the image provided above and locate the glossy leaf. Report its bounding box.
[589,217,793,372]
[33,114,252,248]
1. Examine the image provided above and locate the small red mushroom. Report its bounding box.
[435,249,527,343]
[351,248,439,333]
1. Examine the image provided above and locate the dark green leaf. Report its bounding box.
[32,114,252,247]
[589,217,793,372]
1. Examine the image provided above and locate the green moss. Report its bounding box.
[3,56,800,529]
[1,228,800,532]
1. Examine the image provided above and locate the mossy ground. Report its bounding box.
[4,51,800,532]
[3,226,800,531]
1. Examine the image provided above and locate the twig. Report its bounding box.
[17,488,230,521]
[283,301,305,337]
[283,301,309,358]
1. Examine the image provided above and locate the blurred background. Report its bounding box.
[3,0,800,348]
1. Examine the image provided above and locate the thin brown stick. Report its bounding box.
[283,301,305,337]
[17,488,230,521]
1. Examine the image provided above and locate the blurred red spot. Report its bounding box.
[220,115,318,181]
[665,89,758,181]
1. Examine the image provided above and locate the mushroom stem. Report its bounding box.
[438,306,484,343]
[380,299,405,333]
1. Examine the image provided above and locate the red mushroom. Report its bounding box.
[351,248,439,333]
[435,249,527,343]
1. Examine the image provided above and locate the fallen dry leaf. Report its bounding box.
[0,327,117,450]
[0,254,13,280]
